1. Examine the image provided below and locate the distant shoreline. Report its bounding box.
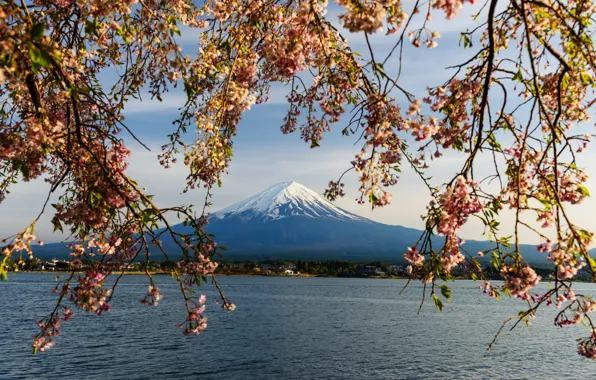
[8,270,408,279]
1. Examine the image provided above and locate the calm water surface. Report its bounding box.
[2,274,596,379]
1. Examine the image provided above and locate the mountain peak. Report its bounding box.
[212,182,364,221]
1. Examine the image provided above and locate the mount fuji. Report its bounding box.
[196,181,423,260]
[183,181,548,263]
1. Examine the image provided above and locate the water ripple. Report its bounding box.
[2,274,596,379]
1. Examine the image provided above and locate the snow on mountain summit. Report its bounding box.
[212,181,364,221]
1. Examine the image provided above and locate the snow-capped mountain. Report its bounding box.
[199,181,423,260]
[212,181,364,221]
[199,182,546,262]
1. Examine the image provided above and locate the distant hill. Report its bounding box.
[33,181,553,265]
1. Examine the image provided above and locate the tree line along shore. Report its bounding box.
[5,257,580,281]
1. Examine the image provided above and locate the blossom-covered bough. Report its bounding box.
[1,0,595,358]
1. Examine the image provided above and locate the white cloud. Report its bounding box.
[124,94,188,114]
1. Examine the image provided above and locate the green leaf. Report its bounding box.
[19,162,30,179]
[459,34,472,49]
[580,72,593,86]
[432,293,444,312]
[440,285,451,302]
[561,75,570,90]
[512,69,523,82]
[85,19,100,36]
[578,185,590,197]
[51,217,63,233]
[218,41,231,55]
[487,132,501,150]
[31,23,46,41]
[453,137,464,151]
[587,254,596,272]
[184,80,195,102]
[29,45,51,71]
[0,256,9,281]
[369,192,378,204]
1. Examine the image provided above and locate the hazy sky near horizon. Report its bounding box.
[2,1,595,245]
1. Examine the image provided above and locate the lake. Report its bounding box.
[1,274,596,379]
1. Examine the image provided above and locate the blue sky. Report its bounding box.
[2,1,595,245]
